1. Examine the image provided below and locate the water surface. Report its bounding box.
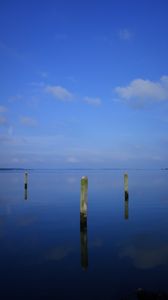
[0,170,168,299]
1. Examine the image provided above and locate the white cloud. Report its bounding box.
[45,85,74,101]
[0,115,7,125]
[83,96,102,106]
[0,105,7,113]
[115,76,168,107]
[9,94,23,102]
[20,117,37,127]
[66,76,77,83]
[8,126,14,136]
[11,157,29,164]
[40,71,48,78]
[0,135,16,144]
[67,156,79,163]
[29,81,45,87]
[119,28,132,40]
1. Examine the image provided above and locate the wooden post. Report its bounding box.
[80,176,88,226]
[80,176,88,270]
[24,172,28,190]
[124,173,129,200]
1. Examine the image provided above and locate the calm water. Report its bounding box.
[0,170,168,299]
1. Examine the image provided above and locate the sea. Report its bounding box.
[0,169,168,299]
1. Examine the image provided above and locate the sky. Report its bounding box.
[1,0,168,168]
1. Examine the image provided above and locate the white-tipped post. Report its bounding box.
[124,173,128,200]
[80,176,88,226]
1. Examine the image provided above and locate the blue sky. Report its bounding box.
[1,0,168,168]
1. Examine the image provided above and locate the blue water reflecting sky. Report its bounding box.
[0,170,168,299]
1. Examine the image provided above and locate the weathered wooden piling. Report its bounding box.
[80,224,88,270]
[24,172,28,190]
[124,173,129,200]
[80,176,88,270]
[80,176,88,226]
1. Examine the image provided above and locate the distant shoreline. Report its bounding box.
[0,167,168,171]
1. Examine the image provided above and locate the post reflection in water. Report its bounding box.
[24,187,28,200]
[124,190,129,220]
[80,220,88,271]
[124,173,129,220]
[24,172,28,200]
